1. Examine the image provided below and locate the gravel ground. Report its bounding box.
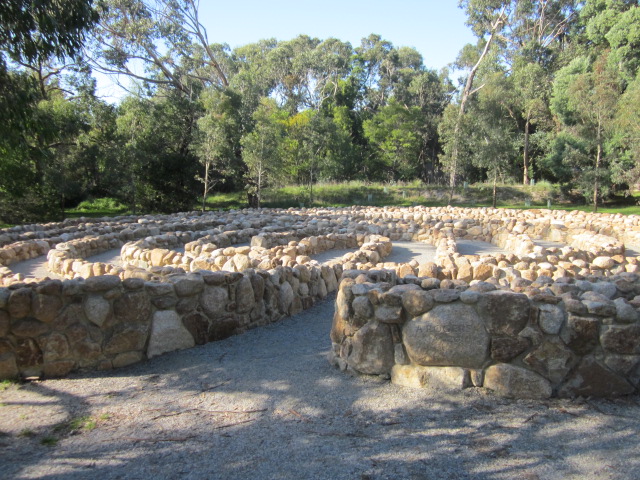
[2,240,640,479]
[1,291,639,480]
[8,256,63,281]
[311,241,438,265]
[456,240,506,256]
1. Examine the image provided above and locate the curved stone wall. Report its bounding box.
[0,265,343,379]
[330,270,640,399]
[1,205,640,391]
[0,233,391,379]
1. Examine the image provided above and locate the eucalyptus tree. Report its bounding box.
[91,0,231,95]
[0,0,99,63]
[354,34,403,112]
[194,87,242,210]
[443,1,582,191]
[550,54,621,211]
[116,91,200,213]
[363,99,424,182]
[502,0,581,184]
[241,98,286,207]
[442,0,508,200]
[0,0,100,222]
[468,74,521,206]
[612,76,640,189]
[230,39,279,126]
[580,0,640,82]
[266,35,352,113]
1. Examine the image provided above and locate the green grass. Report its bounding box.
[40,436,58,446]
[54,415,98,434]
[205,182,448,210]
[203,191,246,210]
[203,181,640,215]
[0,379,17,391]
[66,197,130,218]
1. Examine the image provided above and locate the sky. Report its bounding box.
[95,0,477,102]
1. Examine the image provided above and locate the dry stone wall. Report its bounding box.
[0,232,391,379]
[1,205,640,393]
[0,264,343,379]
[330,270,640,399]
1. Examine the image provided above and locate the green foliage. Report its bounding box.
[363,100,424,181]
[73,197,128,214]
[0,379,17,391]
[3,2,640,223]
[0,0,98,63]
[116,93,201,213]
[241,97,286,206]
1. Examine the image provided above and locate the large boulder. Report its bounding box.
[348,321,394,375]
[403,303,489,368]
[147,311,195,358]
[391,364,470,389]
[558,356,634,398]
[476,290,530,336]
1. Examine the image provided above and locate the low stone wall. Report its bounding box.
[0,260,344,379]
[0,240,51,268]
[330,271,640,399]
[3,204,640,385]
[126,232,390,274]
[121,228,258,271]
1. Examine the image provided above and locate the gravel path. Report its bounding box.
[8,256,63,280]
[1,291,639,480]
[85,248,124,266]
[311,241,438,265]
[456,240,506,256]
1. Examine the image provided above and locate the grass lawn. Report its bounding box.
[4,184,638,229]
[65,197,131,219]
[205,182,640,215]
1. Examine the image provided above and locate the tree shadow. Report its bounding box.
[2,293,640,479]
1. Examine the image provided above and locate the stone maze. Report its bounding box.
[1,206,640,399]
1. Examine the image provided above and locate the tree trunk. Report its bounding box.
[257,165,262,209]
[492,169,498,209]
[594,126,602,213]
[130,170,137,215]
[523,115,531,185]
[201,161,210,212]
[447,7,505,206]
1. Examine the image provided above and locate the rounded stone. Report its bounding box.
[484,364,552,399]
[403,303,489,368]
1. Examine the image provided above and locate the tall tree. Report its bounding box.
[92,0,230,96]
[241,98,285,208]
[551,54,621,211]
[0,0,98,63]
[194,87,242,210]
[363,100,424,182]
[443,0,507,202]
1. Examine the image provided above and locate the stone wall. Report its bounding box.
[3,204,640,385]
[0,263,343,379]
[0,234,392,380]
[3,206,638,285]
[330,271,640,399]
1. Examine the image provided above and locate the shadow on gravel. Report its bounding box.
[384,242,437,264]
[3,293,640,479]
[456,240,505,256]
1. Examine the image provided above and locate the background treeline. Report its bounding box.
[1,0,639,223]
